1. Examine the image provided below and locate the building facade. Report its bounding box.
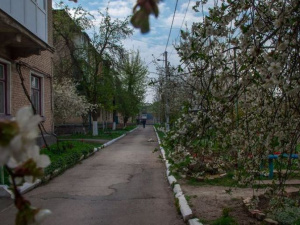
[0,0,54,143]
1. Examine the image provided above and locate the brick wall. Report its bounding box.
[11,49,53,133]
[0,0,54,133]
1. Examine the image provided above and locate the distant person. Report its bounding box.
[142,119,146,128]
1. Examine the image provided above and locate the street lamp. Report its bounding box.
[157,51,170,132]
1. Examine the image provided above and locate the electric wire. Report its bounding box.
[165,0,179,52]
[170,0,191,56]
[169,0,191,58]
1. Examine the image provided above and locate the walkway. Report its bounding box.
[0,126,183,225]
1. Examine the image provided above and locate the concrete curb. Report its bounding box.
[189,218,204,225]
[0,185,13,198]
[1,126,138,199]
[102,126,138,148]
[153,126,197,224]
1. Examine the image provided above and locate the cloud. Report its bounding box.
[53,0,204,103]
[88,1,100,6]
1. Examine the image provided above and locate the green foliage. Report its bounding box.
[59,125,137,140]
[0,166,10,185]
[174,197,181,215]
[116,51,148,124]
[211,216,238,225]
[0,121,19,146]
[41,141,100,176]
[270,207,300,225]
[187,172,238,187]
[268,197,300,225]
[53,3,133,120]
[211,208,237,225]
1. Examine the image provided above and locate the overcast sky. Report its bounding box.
[53,0,205,103]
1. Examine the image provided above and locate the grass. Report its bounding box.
[41,141,102,177]
[0,167,10,185]
[211,216,238,225]
[58,125,137,140]
[154,124,166,140]
[1,141,101,186]
[187,172,238,187]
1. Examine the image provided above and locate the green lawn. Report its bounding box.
[58,125,137,140]
[0,141,102,185]
[41,141,102,177]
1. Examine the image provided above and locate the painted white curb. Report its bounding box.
[128,127,139,133]
[19,179,41,195]
[161,149,166,160]
[101,127,138,147]
[188,218,203,225]
[165,160,171,169]
[154,126,198,224]
[178,194,193,221]
[103,134,126,147]
[173,184,182,195]
[168,175,177,185]
[0,185,13,198]
[153,127,161,145]
[166,169,170,176]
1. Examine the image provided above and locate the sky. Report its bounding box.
[52,0,205,103]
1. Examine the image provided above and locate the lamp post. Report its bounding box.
[157,51,170,132]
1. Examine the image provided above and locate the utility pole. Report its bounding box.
[164,51,170,132]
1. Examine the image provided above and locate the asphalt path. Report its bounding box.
[0,125,184,225]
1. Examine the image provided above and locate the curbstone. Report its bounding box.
[154,126,198,224]
[175,192,183,198]
[188,218,203,225]
[0,185,13,198]
[173,184,182,195]
[19,179,41,195]
[178,194,193,221]
[168,175,177,185]
[166,169,170,176]
[165,161,171,169]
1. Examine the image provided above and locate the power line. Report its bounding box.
[170,0,191,56]
[179,0,191,37]
[165,0,179,52]
[146,52,164,67]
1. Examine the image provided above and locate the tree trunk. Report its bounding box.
[112,97,116,130]
[123,116,129,128]
[112,109,117,131]
[92,111,98,136]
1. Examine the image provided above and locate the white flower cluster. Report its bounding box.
[0,107,50,170]
[162,0,300,189]
[53,78,96,123]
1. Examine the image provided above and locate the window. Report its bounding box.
[31,75,42,115]
[0,63,6,115]
[32,0,46,10]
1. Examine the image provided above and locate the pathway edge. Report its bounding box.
[153,126,203,225]
[1,126,139,198]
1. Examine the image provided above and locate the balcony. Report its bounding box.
[0,10,50,60]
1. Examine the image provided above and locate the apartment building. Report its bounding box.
[0,0,54,144]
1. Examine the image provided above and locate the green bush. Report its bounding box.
[59,125,137,140]
[41,141,100,176]
[211,216,238,225]
[270,207,300,225]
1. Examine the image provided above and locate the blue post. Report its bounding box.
[268,158,274,179]
[268,155,278,179]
